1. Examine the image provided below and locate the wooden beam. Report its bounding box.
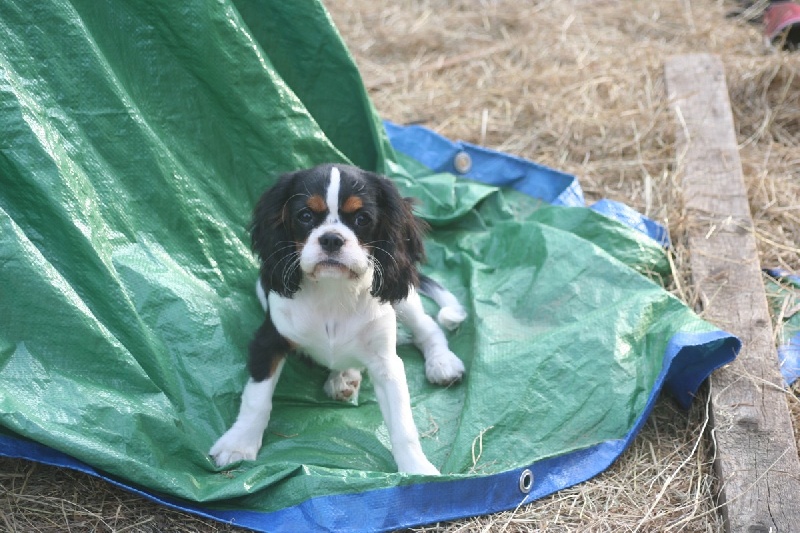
[665,53,800,533]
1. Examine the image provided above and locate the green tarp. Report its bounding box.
[0,1,738,530]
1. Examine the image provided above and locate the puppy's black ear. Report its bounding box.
[370,174,428,303]
[250,172,301,298]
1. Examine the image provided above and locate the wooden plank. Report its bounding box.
[665,53,800,533]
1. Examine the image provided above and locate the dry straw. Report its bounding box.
[2,0,798,531]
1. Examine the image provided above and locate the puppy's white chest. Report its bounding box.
[317,317,355,353]
[269,289,394,370]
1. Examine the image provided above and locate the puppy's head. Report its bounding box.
[251,164,427,302]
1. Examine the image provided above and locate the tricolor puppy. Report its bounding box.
[210,164,466,475]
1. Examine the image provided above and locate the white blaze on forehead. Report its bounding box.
[326,166,341,222]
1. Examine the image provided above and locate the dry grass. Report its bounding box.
[0,458,237,533]
[2,0,799,531]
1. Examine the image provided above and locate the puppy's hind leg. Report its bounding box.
[394,287,465,385]
[418,274,467,330]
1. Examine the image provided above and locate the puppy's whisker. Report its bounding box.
[282,256,302,288]
[268,251,300,286]
[369,256,386,295]
[261,242,300,265]
[368,242,401,270]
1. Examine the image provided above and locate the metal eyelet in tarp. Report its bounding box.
[0,1,739,531]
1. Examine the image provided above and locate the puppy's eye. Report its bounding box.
[297,210,314,224]
[354,212,371,227]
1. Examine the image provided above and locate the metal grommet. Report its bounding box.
[453,151,472,174]
[518,469,533,494]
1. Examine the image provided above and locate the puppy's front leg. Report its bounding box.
[366,355,439,475]
[394,290,465,385]
[210,313,289,467]
[209,369,284,466]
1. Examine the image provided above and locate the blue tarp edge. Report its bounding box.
[778,336,800,385]
[383,121,670,246]
[764,268,800,385]
[383,121,585,207]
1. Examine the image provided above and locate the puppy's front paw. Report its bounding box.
[209,426,263,467]
[425,349,465,385]
[324,368,362,402]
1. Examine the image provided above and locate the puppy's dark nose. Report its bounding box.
[319,232,345,253]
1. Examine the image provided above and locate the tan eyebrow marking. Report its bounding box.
[341,195,363,214]
[306,194,327,213]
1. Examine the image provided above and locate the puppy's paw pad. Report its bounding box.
[425,351,465,385]
[324,369,362,402]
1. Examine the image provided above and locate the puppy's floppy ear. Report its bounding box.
[250,172,301,298]
[370,173,428,303]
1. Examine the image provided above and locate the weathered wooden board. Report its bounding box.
[665,53,800,533]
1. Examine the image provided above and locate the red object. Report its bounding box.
[764,2,800,48]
